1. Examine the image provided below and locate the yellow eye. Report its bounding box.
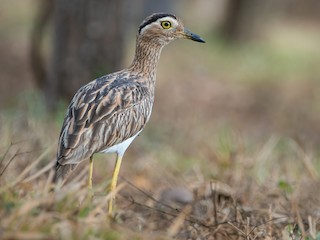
[161,21,172,29]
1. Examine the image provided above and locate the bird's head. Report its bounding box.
[138,13,205,46]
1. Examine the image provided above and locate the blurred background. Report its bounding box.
[1,0,320,193]
[1,0,320,238]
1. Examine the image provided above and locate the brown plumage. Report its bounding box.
[54,13,205,213]
[55,71,152,177]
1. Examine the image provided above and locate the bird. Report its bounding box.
[54,12,205,214]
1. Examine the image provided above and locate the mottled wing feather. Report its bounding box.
[57,71,153,166]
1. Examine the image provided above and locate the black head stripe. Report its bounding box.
[139,13,177,34]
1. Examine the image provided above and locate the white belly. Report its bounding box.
[100,130,142,156]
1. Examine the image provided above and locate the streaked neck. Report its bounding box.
[129,37,164,78]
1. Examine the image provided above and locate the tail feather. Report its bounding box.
[54,162,78,183]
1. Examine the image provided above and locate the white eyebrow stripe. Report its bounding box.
[157,17,179,27]
[139,17,179,35]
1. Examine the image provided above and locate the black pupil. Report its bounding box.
[164,22,169,27]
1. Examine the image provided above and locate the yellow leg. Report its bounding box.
[108,154,123,215]
[88,156,93,190]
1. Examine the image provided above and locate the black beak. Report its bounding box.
[183,29,205,43]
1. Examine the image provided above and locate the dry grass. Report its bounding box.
[1,2,320,238]
[0,153,319,239]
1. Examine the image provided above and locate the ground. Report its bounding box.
[0,1,320,239]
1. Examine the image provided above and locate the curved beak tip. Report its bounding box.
[184,29,205,43]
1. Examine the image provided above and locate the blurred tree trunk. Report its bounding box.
[221,0,247,41]
[30,0,53,91]
[32,0,125,110]
[220,0,320,42]
[220,0,259,42]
